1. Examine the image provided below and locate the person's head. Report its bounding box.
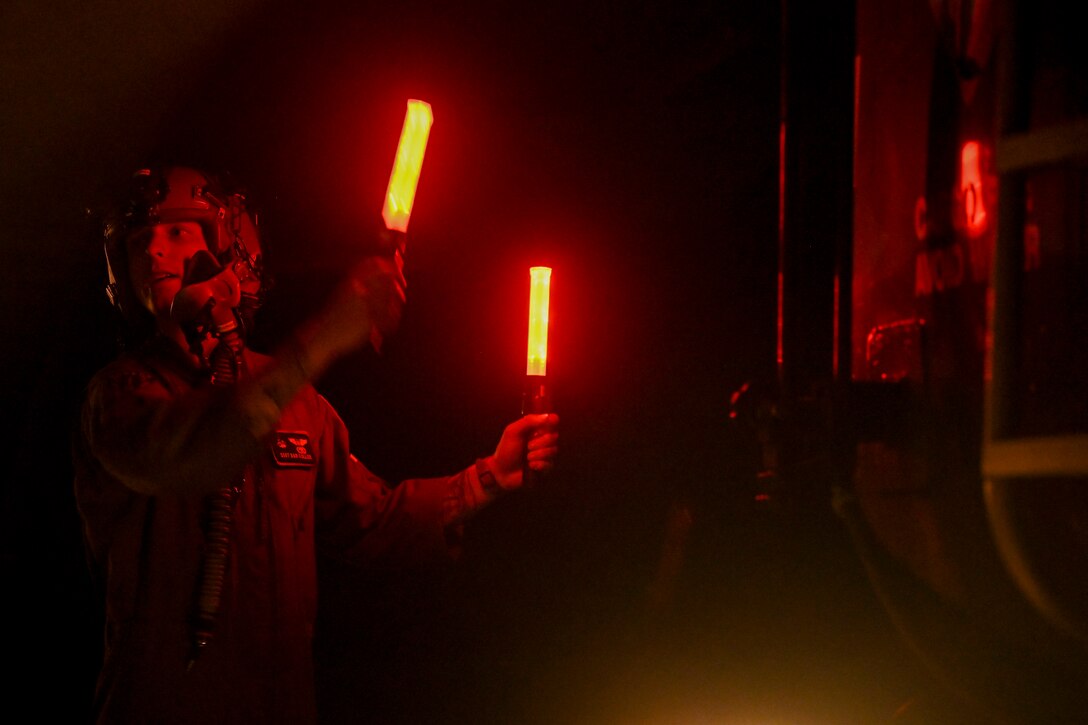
[102,165,263,341]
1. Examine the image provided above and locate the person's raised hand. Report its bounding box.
[318,249,407,358]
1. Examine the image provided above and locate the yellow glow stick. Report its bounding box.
[526,266,551,377]
[382,99,433,233]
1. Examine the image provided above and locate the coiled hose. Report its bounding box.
[188,321,246,670]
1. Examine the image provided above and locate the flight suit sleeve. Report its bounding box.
[81,355,274,496]
[310,393,496,569]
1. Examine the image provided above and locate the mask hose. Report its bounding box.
[175,251,248,671]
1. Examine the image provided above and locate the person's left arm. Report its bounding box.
[311,396,559,568]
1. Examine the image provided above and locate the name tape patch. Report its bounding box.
[272,430,316,468]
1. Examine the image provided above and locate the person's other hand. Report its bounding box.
[320,250,407,356]
[486,413,560,490]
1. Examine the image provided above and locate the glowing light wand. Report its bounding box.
[522,266,553,485]
[372,99,432,351]
[382,99,433,238]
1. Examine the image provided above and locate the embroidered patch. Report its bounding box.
[272,430,316,468]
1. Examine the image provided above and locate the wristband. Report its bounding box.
[475,458,502,496]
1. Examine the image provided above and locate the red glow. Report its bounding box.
[526,267,551,376]
[776,121,786,371]
[832,272,840,378]
[776,270,784,368]
[960,140,987,236]
[382,100,433,233]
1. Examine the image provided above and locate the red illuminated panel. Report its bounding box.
[526,267,551,377]
[960,140,987,236]
[382,100,433,233]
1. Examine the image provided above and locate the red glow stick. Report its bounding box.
[522,266,553,422]
[371,100,431,353]
[522,267,553,487]
[382,99,433,233]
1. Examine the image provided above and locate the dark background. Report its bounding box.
[2,2,952,722]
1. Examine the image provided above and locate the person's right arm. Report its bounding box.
[84,253,406,496]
